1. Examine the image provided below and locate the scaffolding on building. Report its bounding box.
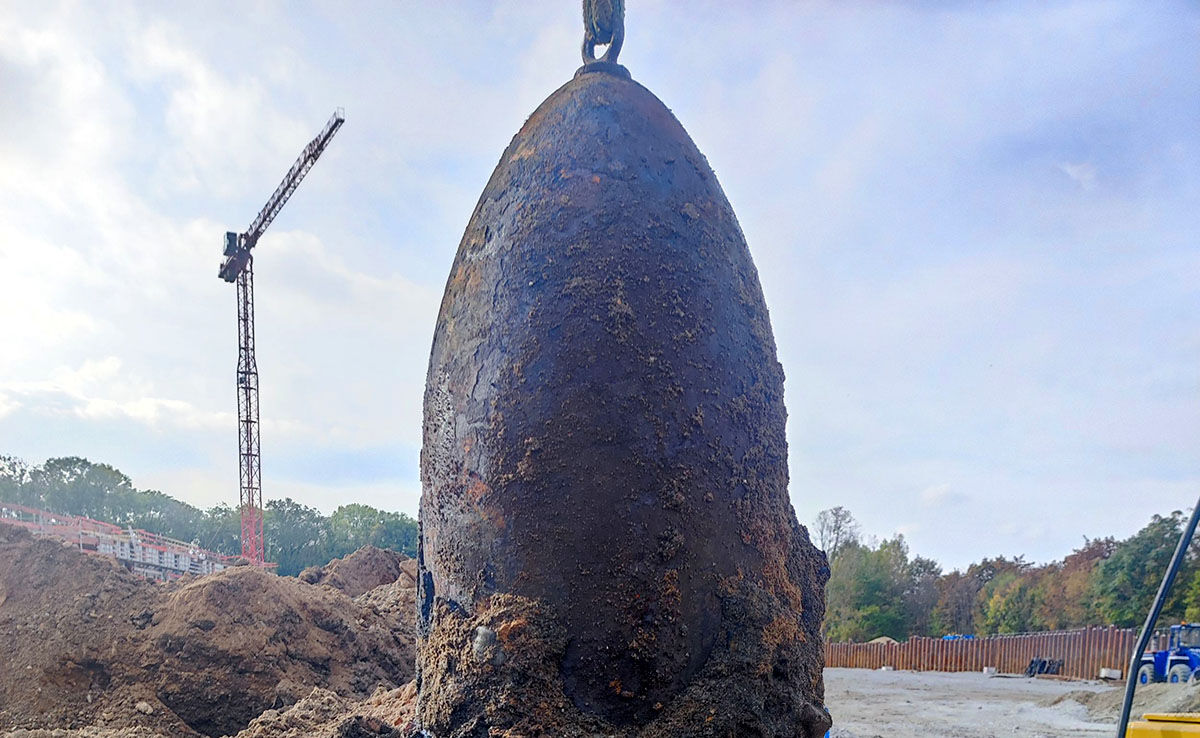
[0,502,237,581]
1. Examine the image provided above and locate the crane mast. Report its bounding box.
[219,108,344,564]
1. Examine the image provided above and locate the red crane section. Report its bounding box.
[218,108,345,564]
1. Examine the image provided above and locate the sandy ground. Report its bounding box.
[824,668,1117,738]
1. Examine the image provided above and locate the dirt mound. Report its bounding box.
[299,546,415,597]
[144,567,413,736]
[232,683,417,738]
[0,523,195,736]
[0,729,172,738]
[1051,682,1200,721]
[0,522,416,737]
[354,578,417,640]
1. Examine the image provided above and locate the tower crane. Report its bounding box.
[218,109,345,564]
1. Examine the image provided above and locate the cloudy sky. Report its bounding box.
[1,1,1196,570]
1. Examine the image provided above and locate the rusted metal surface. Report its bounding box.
[417,63,829,737]
[582,0,624,64]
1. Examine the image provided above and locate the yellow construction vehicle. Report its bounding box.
[1126,714,1200,737]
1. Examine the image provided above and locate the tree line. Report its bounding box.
[5,454,1190,633]
[0,455,417,576]
[816,505,1200,642]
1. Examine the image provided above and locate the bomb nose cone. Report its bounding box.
[417,65,830,737]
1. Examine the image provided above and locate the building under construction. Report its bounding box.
[0,502,234,580]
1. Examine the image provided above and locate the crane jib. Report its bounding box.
[217,108,345,282]
[245,109,345,241]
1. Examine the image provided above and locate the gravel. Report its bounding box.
[824,667,1118,738]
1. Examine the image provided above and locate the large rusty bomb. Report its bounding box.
[417,64,830,737]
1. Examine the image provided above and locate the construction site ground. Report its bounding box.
[0,522,419,737]
[825,667,1200,738]
[11,519,1200,738]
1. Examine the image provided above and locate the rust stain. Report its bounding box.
[496,616,528,647]
[465,477,489,501]
[449,260,483,295]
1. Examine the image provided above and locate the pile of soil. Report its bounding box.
[0,523,191,736]
[0,523,419,738]
[1052,682,1200,721]
[0,684,420,738]
[354,578,417,652]
[232,683,417,738]
[299,546,416,598]
[143,566,413,735]
[0,729,173,738]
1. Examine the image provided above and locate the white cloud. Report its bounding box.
[1059,162,1098,190]
[0,394,18,422]
[2,358,230,431]
[920,484,955,506]
[1,0,1197,565]
[126,22,312,198]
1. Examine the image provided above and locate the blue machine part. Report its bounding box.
[1139,623,1200,683]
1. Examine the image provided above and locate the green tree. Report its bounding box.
[1092,512,1193,627]
[120,489,206,541]
[970,557,1035,634]
[327,503,418,559]
[1183,567,1200,622]
[265,498,330,576]
[196,504,242,556]
[1033,537,1113,629]
[931,571,979,635]
[29,457,136,520]
[903,555,943,636]
[825,537,910,642]
[978,570,1041,634]
[1,454,419,570]
[373,512,419,555]
[0,455,35,506]
[2,456,208,542]
[814,506,860,564]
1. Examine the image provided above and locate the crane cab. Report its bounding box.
[218,232,250,282]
